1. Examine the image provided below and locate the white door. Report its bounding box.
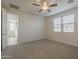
[2,8,7,50]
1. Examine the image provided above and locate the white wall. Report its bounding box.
[45,7,78,47]
[4,8,45,43]
[18,13,45,43]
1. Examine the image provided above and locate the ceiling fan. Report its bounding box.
[32,0,58,13]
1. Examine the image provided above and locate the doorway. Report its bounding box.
[7,13,18,46]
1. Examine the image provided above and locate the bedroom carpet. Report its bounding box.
[1,39,78,59]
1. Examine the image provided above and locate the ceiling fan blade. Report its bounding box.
[32,3,40,6]
[39,9,42,12]
[47,9,51,13]
[49,4,57,7]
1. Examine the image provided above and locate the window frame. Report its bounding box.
[53,17,62,32]
[53,14,74,32]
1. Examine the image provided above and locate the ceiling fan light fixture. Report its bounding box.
[43,1,47,6]
[42,1,48,10]
[42,6,48,10]
[32,0,58,13]
[36,0,40,2]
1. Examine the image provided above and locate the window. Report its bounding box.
[53,17,61,32]
[8,22,17,36]
[53,14,74,32]
[63,14,74,32]
[9,23,15,32]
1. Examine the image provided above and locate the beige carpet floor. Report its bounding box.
[1,39,78,59]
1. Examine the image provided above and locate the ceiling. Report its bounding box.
[2,0,78,17]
